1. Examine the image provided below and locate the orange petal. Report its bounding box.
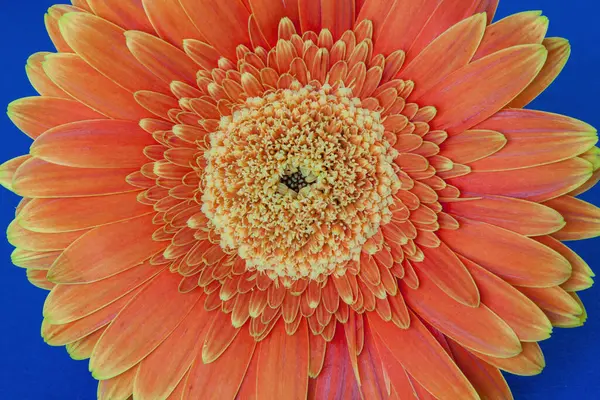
[26,52,70,98]
[534,236,595,292]
[66,328,105,360]
[97,366,137,400]
[184,324,256,400]
[48,214,167,283]
[473,342,545,376]
[0,155,31,191]
[472,109,597,171]
[440,129,507,164]
[17,192,151,233]
[374,0,441,56]
[31,120,155,169]
[135,301,210,400]
[43,261,163,324]
[7,220,86,251]
[473,11,548,60]
[178,0,251,60]
[368,312,478,400]
[414,243,480,307]
[42,53,150,120]
[90,271,203,379]
[401,272,522,358]
[447,341,514,400]
[460,255,552,342]
[420,45,547,135]
[202,310,242,363]
[509,38,571,108]
[45,5,78,53]
[400,13,486,100]
[544,196,600,241]
[374,335,419,399]
[517,286,583,319]
[406,0,481,62]
[140,0,205,48]
[58,12,167,93]
[448,158,593,203]
[248,0,300,46]
[12,158,137,198]
[444,195,565,236]
[125,30,199,86]
[86,0,155,32]
[7,96,103,139]
[42,288,141,346]
[26,269,55,290]
[257,318,309,399]
[439,217,571,287]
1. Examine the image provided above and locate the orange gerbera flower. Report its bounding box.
[2,0,599,399]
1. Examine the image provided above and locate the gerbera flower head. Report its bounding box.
[2,0,599,399]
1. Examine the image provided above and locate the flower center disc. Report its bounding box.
[202,83,400,280]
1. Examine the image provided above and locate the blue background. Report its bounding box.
[0,1,598,399]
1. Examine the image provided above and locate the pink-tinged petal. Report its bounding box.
[298,0,321,34]
[448,158,593,203]
[7,97,104,139]
[12,158,137,198]
[178,0,251,60]
[419,45,547,135]
[472,109,597,171]
[31,120,155,169]
[474,0,499,24]
[89,271,203,380]
[368,312,479,400]
[401,13,486,100]
[321,0,355,40]
[439,217,571,287]
[473,11,548,60]
[142,0,206,48]
[444,195,565,236]
[42,53,151,120]
[58,12,168,93]
[17,192,151,233]
[309,326,361,399]
[48,214,167,283]
[545,196,600,241]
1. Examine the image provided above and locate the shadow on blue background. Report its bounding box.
[0,1,598,399]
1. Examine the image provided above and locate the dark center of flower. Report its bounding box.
[280,171,312,193]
